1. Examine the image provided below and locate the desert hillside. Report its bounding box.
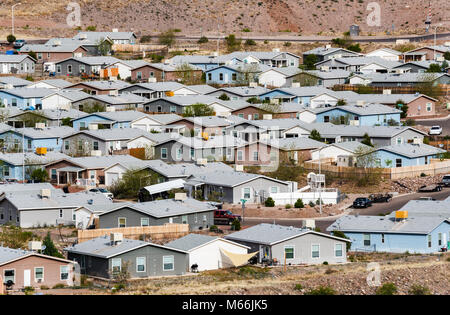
[0,0,449,38]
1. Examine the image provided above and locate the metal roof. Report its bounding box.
[165,234,219,251]
[0,151,70,166]
[375,143,446,158]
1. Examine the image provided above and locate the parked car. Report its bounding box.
[429,125,442,135]
[369,193,393,203]
[353,197,372,208]
[89,188,113,199]
[214,209,241,225]
[418,184,442,192]
[442,174,450,187]
[13,39,26,49]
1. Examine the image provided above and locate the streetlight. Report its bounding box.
[11,3,21,36]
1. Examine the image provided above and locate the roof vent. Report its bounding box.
[110,233,123,246]
[175,193,187,201]
[87,199,94,205]
[40,189,51,199]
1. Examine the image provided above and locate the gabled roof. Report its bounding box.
[0,246,73,266]
[73,31,136,42]
[62,127,159,142]
[366,48,402,56]
[261,137,326,151]
[260,86,332,98]
[0,151,70,166]
[65,235,186,259]
[311,141,371,154]
[327,215,450,235]
[311,103,402,116]
[210,86,270,97]
[123,82,186,92]
[189,170,288,188]
[56,56,121,66]
[0,76,32,87]
[0,55,36,63]
[165,234,250,252]
[303,46,363,57]
[300,70,351,79]
[136,160,234,178]
[0,87,55,99]
[48,154,146,170]
[375,143,446,158]
[21,43,87,53]
[69,80,131,90]
[28,79,73,89]
[43,89,91,102]
[225,223,351,245]
[0,126,74,139]
[155,134,247,149]
[259,66,302,78]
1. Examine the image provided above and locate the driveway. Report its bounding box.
[416,115,450,137]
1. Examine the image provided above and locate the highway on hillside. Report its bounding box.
[242,188,450,233]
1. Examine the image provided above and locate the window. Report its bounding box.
[190,148,195,159]
[150,72,154,78]
[3,165,9,177]
[219,73,224,81]
[438,233,442,246]
[170,105,177,113]
[395,159,402,168]
[79,65,85,73]
[182,215,188,224]
[428,235,432,248]
[335,244,343,257]
[141,218,149,226]
[311,245,320,258]
[252,151,258,161]
[163,256,174,271]
[4,270,15,283]
[426,103,432,112]
[238,114,244,118]
[243,187,251,199]
[324,116,330,123]
[176,147,182,160]
[284,246,294,259]
[161,148,167,159]
[381,234,385,243]
[118,217,126,228]
[64,140,69,150]
[35,267,44,282]
[232,73,237,81]
[111,258,121,273]
[78,140,83,151]
[67,65,72,73]
[89,170,95,179]
[254,113,259,120]
[397,137,402,145]
[60,266,69,280]
[136,257,146,272]
[237,150,243,161]
[93,141,99,151]
[270,186,278,194]
[208,73,212,81]
[137,72,142,79]
[56,65,61,73]
[59,209,63,218]
[363,234,371,246]
[12,98,17,107]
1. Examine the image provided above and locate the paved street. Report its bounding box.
[416,115,450,137]
[241,188,450,233]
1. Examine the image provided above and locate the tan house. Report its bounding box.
[131,63,203,82]
[20,44,88,64]
[0,246,76,290]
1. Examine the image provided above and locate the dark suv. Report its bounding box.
[214,210,242,225]
[442,175,450,187]
[353,197,372,208]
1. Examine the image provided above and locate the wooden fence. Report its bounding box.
[304,159,450,180]
[429,140,450,151]
[333,84,450,96]
[77,224,189,243]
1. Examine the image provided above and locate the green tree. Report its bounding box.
[198,36,209,44]
[158,30,176,47]
[444,51,450,61]
[30,168,49,183]
[7,34,16,43]
[309,129,322,141]
[96,38,112,56]
[426,63,442,73]
[361,133,373,147]
[218,93,230,101]
[336,99,347,106]
[175,63,203,85]
[0,225,34,248]
[416,73,444,99]
[347,43,362,53]
[331,230,351,251]
[303,54,318,70]
[81,102,106,113]
[183,103,215,117]
[231,218,241,231]
[28,51,37,60]
[294,198,304,208]
[395,99,408,119]
[61,117,73,127]
[245,39,256,46]
[225,34,241,52]
[376,283,397,295]
[42,232,64,258]
[85,25,96,31]
[265,197,275,207]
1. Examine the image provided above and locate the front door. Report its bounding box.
[24,270,31,287]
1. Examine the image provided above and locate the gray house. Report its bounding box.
[225,223,350,265]
[0,55,36,74]
[54,56,120,76]
[66,235,188,279]
[302,47,362,63]
[98,198,217,231]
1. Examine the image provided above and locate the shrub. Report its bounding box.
[285,204,292,209]
[376,282,397,295]
[7,34,16,43]
[408,284,431,295]
[231,218,241,231]
[294,199,304,208]
[323,261,328,265]
[43,232,64,258]
[305,286,336,295]
[420,173,427,177]
[85,25,96,31]
[265,197,275,207]
[245,39,256,46]
[209,225,218,232]
[198,36,209,44]
[24,286,35,295]
[308,201,315,207]
[294,284,303,291]
[283,41,291,47]
[52,283,65,289]
[40,285,49,290]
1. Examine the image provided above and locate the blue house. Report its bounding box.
[0,126,74,152]
[371,143,446,168]
[327,213,450,253]
[0,88,55,110]
[0,151,69,181]
[313,103,402,126]
[205,64,269,85]
[259,87,331,105]
[72,111,150,131]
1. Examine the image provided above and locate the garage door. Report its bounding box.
[107,172,119,186]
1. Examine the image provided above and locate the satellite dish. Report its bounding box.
[41,245,46,251]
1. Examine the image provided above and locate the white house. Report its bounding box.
[41,90,90,110]
[165,234,251,271]
[258,67,301,88]
[311,141,371,162]
[365,48,402,62]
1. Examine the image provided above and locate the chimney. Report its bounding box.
[110,233,123,246]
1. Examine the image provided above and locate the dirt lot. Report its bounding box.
[17,252,449,295]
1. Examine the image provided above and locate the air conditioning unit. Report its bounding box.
[349,120,360,126]
[321,66,330,72]
[91,150,102,156]
[291,82,301,88]
[249,82,258,88]
[270,98,279,105]
[413,138,423,145]
[148,77,157,83]
[28,241,42,251]
[356,100,365,106]
[263,114,273,120]
[41,189,51,199]
[53,40,62,46]
[174,193,187,201]
[196,158,207,166]
[35,123,46,129]
[436,57,445,62]
[110,233,123,244]
[79,33,88,40]
[88,124,98,130]
[213,52,219,57]
[109,90,118,96]
[383,89,392,95]
[235,164,244,172]
[301,219,315,230]
[325,44,331,49]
